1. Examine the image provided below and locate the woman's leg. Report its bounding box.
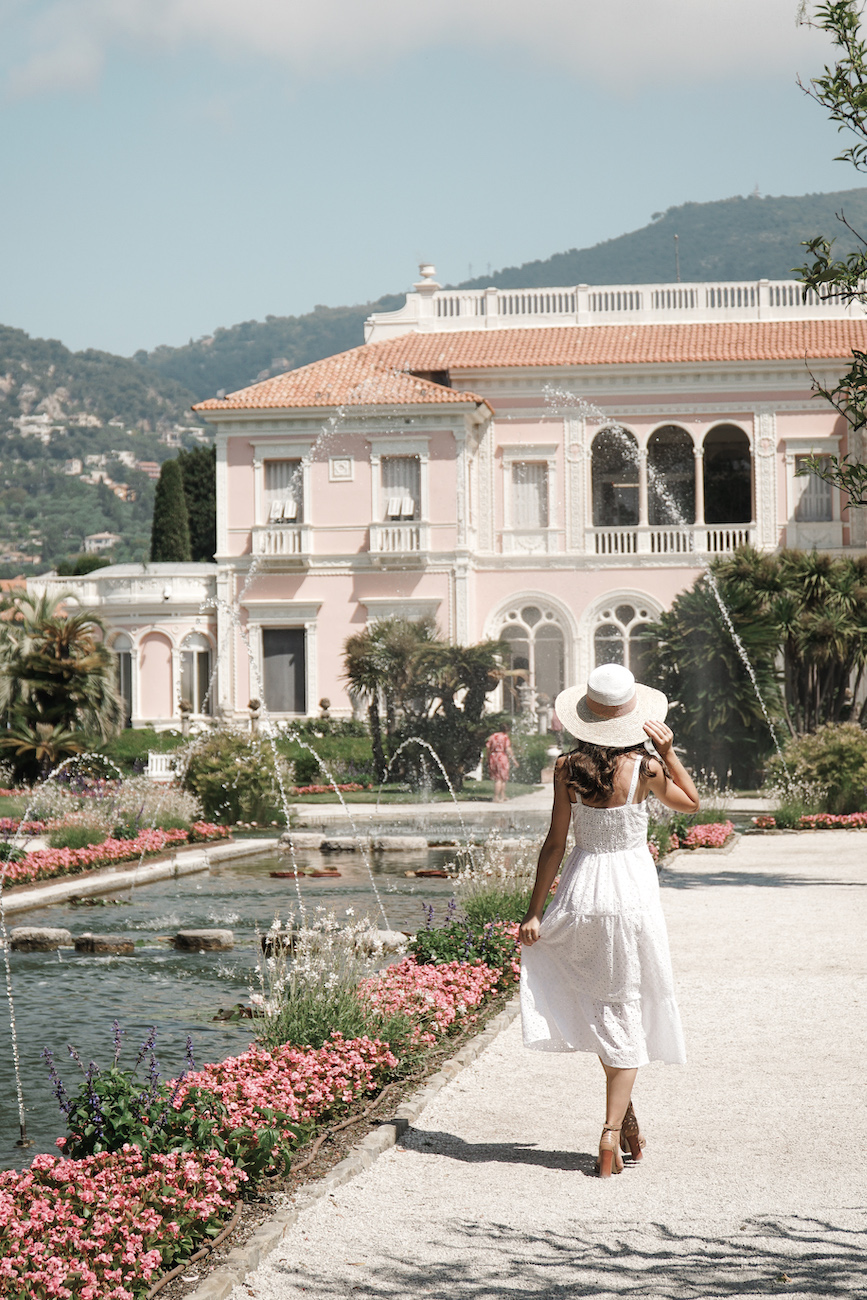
[597,1060,638,1176]
[493,777,505,802]
[601,1060,638,1128]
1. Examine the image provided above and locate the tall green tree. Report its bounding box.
[795,1,867,504]
[177,445,216,561]
[0,591,123,781]
[717,547,867,733]
[150,458,191,562]
[647,570,784,786]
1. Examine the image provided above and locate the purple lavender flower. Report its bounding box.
[41,1047,71,1116]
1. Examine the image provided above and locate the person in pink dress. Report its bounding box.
[485,721,515,802]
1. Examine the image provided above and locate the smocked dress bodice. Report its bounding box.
[571,796,650,854]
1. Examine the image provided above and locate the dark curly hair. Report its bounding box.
[559,741,659,805]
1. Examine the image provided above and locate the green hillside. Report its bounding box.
[457,189,867,289]
[137,188,867,401]
[0,325,202,574]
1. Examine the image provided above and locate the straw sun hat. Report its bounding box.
[555,664,667,748]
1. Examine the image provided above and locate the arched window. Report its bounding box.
[497,602,566,714]
[647,425,695,525]
[703,425,752,524]
[591,427,639,527]
[593,602,654,678]
[113,633,133,729]
[180,633,213,715]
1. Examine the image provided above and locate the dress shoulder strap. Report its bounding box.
[625,754,642,805]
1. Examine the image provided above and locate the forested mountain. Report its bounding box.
[137,188,867,401]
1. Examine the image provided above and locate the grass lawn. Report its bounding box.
[0,795,28,819]
[287,780,540,804]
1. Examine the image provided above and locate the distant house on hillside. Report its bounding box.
[135,461,161,481]
[30,268,867,729]
[83,532,121,554]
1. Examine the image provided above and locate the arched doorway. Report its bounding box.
[495,601,568,714]
[647,425,695,525]
[591,427,639,527]
[703,425,752,524]
[592,601,655,680]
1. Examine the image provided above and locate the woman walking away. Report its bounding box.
[519,664,699,1177]
[485,720,515,803]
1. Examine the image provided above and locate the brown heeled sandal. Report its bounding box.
[619,1102,646,1161]
[596,1125,623,1178]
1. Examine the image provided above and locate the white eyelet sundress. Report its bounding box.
[520,756,686,1068]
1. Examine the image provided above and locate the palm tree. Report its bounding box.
[0,590,122,781]
[343,618,438,780]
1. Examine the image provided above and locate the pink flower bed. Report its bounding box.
[359,957,503,1044]
[0,823,230,887]
[0,817,47,835]
[6,950,508,1295]
[752,811,867,830]
[0,1145,244,1300]
[174,1034,398,1151]
[797,811,867,829]
[681,821,734,849]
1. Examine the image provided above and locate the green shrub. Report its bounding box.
[510,732,558,784]
[766,723,867,814]
[278,735,376,788]
[182,729,292,823]
[462,885,532,928]
[48,824,106,850]
[409,908,518,988]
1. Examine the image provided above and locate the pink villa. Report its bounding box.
[33,269,867,728]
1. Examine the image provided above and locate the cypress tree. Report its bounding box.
[177,444,216,561]
[150,458,192,562]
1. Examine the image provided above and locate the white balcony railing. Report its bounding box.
[590,524,755,557]
[365,272,867,341]
[251,524,311,559]
[369,522,429,556]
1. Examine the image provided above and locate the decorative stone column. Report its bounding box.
[753,408,779,549]
[638,449,649,526]
[694,447,705,526]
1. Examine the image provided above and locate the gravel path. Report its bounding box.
[230,833,867,1300]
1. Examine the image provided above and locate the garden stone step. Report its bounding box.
[374,835,429,852]
[279,832,324,850]
[9,927,72,952]
[74,934,136,956]
[173,929,234,952]
[320,836,370,852]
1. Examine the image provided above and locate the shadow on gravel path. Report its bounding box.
[398,1128,598,1176]
[660,869,867,890]
[276,1214,866,1299]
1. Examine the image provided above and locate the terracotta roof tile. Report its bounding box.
[194,319,867,414]
[365,319,867,369]
[195,349,488,411]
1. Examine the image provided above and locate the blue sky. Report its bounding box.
[0,0,852,356]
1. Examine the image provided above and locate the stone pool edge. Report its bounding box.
[0,839,280,916]
[185,995,522,1300]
